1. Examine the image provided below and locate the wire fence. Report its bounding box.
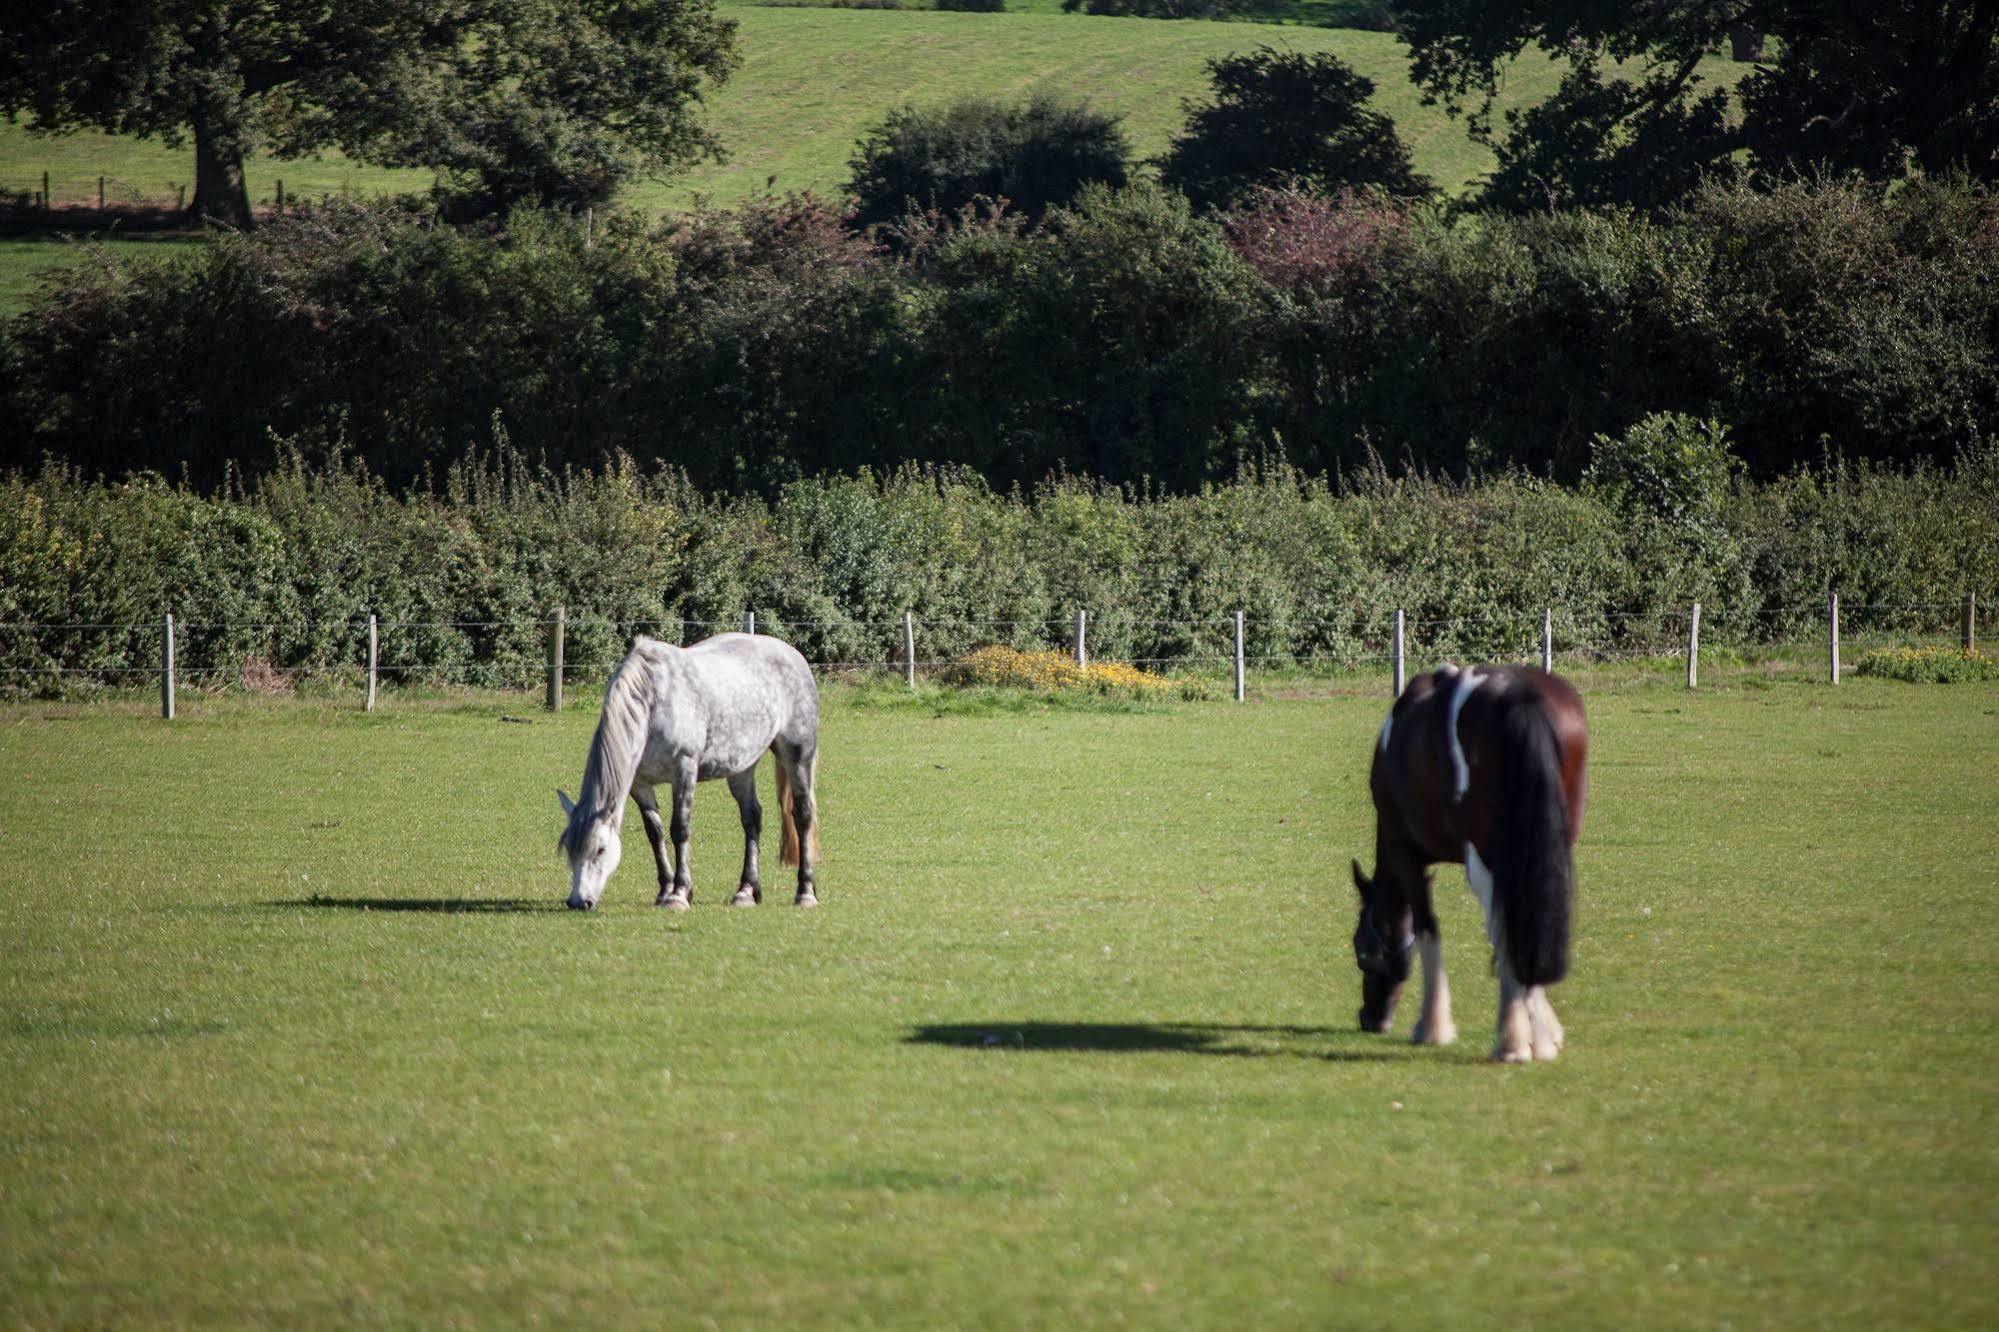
[0,593,1986,711]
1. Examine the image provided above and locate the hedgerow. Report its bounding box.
[1,445,1992,696]
[6,177,1999,490]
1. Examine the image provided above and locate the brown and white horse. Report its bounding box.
[1350,664,1588,1062]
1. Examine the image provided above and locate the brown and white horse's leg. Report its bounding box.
[1411,931,1457,1045]
[727,768,762,906]
[1494,956,1536,1064]
[634,783,683,911]
[1467,842,1535,1063]
[1527,987,1564,1060]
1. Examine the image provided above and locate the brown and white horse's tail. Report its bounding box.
[775,751,818,867]
[1492,694,1573,988]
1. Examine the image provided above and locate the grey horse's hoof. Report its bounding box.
[794,891,818,909]
[656,891,690,912]
[731,885,759,907]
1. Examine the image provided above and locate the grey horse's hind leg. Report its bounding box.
[727,768,762,906]
[633,783,684,911]
[785,742,819,907]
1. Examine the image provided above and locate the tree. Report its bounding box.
[1158,47,1433,212]
[1395,1,1999,210]
[0,1,739,228]
[1480,64,1738,212]
[846,95,1130,235]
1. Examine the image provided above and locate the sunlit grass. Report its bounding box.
[3,674,1994,1325]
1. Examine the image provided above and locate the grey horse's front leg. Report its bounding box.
[662,758,698,909]
[633,783,681,910]
[727,768,762,906]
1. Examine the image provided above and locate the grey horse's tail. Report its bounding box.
[775,752,818,867]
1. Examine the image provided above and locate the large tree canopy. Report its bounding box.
[1396,0,1999,209]
[0,1,739,227]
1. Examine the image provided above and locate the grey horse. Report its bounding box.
[558,633,820,910]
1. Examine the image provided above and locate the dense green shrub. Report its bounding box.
[4,179,1999,490]
[2,450,1991,697]
[847,95,1130,234]
[910,183,1272,490]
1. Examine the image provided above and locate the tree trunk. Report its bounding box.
[1729,24,1765,63]
[191,109,253,229]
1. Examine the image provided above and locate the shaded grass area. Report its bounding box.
[2,678,1996,1325]
[0,232,205,310]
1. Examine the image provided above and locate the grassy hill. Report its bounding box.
[0,8,1727,307]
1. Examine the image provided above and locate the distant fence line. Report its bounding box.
[6,169,333,214]
[0,593,1983,716]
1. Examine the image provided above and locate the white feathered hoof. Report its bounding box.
[1494,1045,1534,1064]
[794,890,818,908]
[656,889,690,912]
[1412,1021,1457,1047]
[731,884,759,908]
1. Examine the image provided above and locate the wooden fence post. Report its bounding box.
[1687,602,1701,690]
[42,171,50,211]
[547,607,565,711]
[1392,608,1405,697]
[1074,610,1087,670]
[275,178,283,214]
[1233,610,1245,702]
[1829,590,1840,684]
[1966,591,1978,652]
[903,611,916,690]
[98,175,104,210]
[176,183,185,211]
[1541,608,1553,673]
[366,614,378,711]
[161,612,175,720]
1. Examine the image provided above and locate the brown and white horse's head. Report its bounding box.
[1350,859,1414,1033]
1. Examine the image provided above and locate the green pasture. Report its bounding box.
[0,9,1586,309]
[0,12,1545,211]
[2,674,1994,1326]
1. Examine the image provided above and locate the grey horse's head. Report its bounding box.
[558,790,621,910]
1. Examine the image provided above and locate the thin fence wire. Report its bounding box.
[0,598,1985,701]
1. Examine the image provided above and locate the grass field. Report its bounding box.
[2,674,1995,1326]
[1,9,1582,309]
[0,11,1519,212]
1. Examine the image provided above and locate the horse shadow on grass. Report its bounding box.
[273,894,560,914]
[907,1021,1422,1064]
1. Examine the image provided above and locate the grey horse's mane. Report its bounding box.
[560,638,669,853]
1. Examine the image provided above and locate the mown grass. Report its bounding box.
[1,10,1758,308]
[0,13,1521,212]
[0,10,1572,308]
[2,673,1994,1326]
